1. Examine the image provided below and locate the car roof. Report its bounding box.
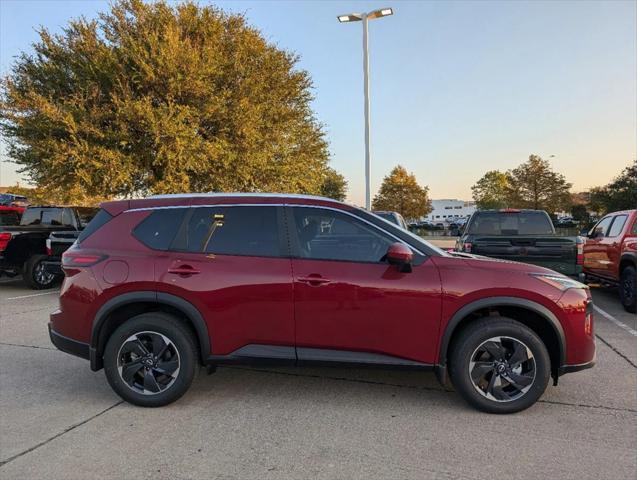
[101,193,353,215]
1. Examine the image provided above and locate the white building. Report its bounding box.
[425,199,476,223]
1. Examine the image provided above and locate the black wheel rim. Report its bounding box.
[34,261,55,286]
[468,336,536,403]
[117,331,181,395]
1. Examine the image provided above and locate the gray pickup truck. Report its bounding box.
[455,209,584,276]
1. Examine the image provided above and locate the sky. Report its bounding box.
[1,0,636,205]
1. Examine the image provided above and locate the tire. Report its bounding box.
[103,312,198,407]
[449,317,551,414]
[619,266,637,313]
[23,254,61,290]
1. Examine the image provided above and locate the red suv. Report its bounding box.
[583,209,637,312]
[49,194,595,413]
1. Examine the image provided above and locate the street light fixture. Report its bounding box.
[337,7,393,210]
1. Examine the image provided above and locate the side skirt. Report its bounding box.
[206,344,434,371]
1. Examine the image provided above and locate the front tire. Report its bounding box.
[103,312,198,407]
[23,254,60,289]
[619,266,637,313]
[449,317,551,414]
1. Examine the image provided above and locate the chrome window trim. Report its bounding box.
[123,203,425,256]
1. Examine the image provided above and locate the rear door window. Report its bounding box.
[184,206,281,257]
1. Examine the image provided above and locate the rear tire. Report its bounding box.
[619,266,637,313]
[23,254,60,289]
[449,317,551,414]
[103,312,198,407]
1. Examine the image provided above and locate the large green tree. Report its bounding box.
[506,155,572,212]
[471,170,510,210]
[588,160,637,213]
[0,0,339,204]
[372,165,431,219]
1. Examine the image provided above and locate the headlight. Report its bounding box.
[531,273,587,291]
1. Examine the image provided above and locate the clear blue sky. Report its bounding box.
[1,0,636,205]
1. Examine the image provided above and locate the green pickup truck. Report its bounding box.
[455,209,584,276]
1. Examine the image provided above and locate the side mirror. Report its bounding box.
[386,242,413,272]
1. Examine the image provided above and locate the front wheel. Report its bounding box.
[449,317,551,414]
[103,312,198,407]
[619,266,637,313]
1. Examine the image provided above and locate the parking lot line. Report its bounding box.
[594,305,637,337]
[6,291,60,301]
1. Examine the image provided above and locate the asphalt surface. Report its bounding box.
[0,275,635,480]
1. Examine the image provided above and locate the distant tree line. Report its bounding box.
[471,156,636,217]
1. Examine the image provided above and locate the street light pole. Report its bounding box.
[338,8,393,210]
[362,13,371,210]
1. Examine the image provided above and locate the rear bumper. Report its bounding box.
[48,323,90,361]
[559,355,596,375]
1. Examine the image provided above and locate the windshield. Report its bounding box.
[466,212,554,235]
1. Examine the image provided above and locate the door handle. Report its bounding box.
[298,275,331,286]
[167,265,201,276]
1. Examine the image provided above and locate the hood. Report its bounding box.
[448,252,559,276]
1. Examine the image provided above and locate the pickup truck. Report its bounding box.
[43,230,81,276]
[455,209,584,276]
[583,209,637,312]
[0,206,25,226]
[0,206,97,289]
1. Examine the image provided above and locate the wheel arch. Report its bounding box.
[90,291,210,371]
[436,297,566,383]
[619,252,637,273]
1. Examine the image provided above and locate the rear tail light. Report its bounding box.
[62,252,107,268]
[576,237,584,265]
[463,242,472,253]
[585,300,593,336]
[0,232,11,252]
[584,312,593,336]
[45,238,52,256]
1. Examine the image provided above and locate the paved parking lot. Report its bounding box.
[1,276,635,480]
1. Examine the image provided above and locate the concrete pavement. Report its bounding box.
[0,277,635,480]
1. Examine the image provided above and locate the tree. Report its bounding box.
[0,0,340,203]
[506,155,572,212]
[471,170,510,210]
[588,160,637,213]
[319,167,348,201]
[371,166,431,219]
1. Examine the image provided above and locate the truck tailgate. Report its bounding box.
[471,236,578,274]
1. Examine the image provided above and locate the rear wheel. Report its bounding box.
[449,317,551,414]
[619,266,637,313]
[23,254,60,289]
[103,312,197,407]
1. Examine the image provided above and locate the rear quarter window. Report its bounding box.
[133,208,187,250]
[78,209,113,243]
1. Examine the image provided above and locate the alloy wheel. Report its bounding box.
[117,331,181,395]
[34,261,55,286]
[468,336,536,403]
